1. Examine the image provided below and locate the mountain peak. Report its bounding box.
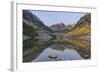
[50,22,69,32]
[74,13,91,28]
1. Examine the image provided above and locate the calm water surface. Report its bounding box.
[33,47,83,62]
[23,38,90,62]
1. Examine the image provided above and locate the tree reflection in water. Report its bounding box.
[23,38,90,62]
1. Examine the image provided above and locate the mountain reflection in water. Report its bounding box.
[23,38,90,62]
[33,48,83,62]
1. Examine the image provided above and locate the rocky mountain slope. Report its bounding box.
[67,13,91,37]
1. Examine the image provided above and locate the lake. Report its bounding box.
[23,38,90,62]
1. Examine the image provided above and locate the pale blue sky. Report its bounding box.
[31,10,86,26]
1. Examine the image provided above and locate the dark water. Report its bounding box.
[23,38,90,62]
